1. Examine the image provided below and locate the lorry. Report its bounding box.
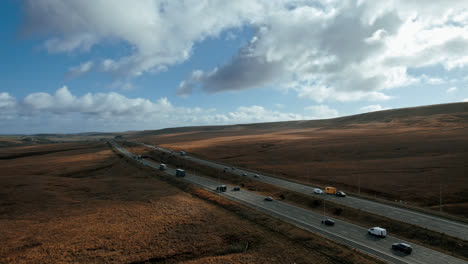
[175,169,185,177]
[159,164,167,170]
[368,227,387,238]
[325,186,337,195]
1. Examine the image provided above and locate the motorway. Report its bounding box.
[138,142,468,241]
[111,141,467,264]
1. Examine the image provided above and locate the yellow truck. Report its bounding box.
[325,186,337,195]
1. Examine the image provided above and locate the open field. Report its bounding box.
[0,142,379,263]
[134,103,468,218]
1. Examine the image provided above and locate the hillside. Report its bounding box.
[135,102,468,218]
[126,102,468,138]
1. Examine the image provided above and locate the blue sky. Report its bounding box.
[1,0,467,134]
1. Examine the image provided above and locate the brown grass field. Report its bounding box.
[0,142,379,263]
[135,103,468,218]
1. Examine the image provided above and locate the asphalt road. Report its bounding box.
[111,141,467,264]
[138,142,468,241]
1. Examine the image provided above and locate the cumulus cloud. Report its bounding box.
[419,74,445,85]
[360,104,390,113]
[20,1,468,102]
[0,87,314,133]
[446,87,457,93]
[22,0,270,78]
[0,92,17,120]
[179,1,468,102]
[66,61,94,79]
[304,105,339,119]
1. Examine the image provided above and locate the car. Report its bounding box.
[392,243,412,254]
[216,185,227,192]
[321,219,335,226]
[336,191,346,197]
[314,188,323,194]
[242,173,248,176]
[232,186,241,191]
[368,227,387,238]
[264,196,273,201]
[254,174,259,178]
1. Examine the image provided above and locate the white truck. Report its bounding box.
[368,227,387,238]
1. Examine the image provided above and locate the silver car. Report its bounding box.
[314,188,323,194]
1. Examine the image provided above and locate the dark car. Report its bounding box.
[254,174,259,178]
[392,243,412,254]
[321,219,335,226]
[336,191,346,197]
[232,186,241,191]
[264,196,273,201]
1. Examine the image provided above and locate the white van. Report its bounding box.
[368,227,387,238]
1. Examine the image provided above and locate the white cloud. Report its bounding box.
[463,98,468,102]
[304,105,339,119]
[360,104,389,113]
[20,1,468,102]
[0,87,313,133]
[419,74,445,85]
[178,1,468,102]
[22,0,270,78]
[0,92,17,120]
[446,87,457,93]
[66,61,94,79]
[274,103,284,108]
[221,105,305,124]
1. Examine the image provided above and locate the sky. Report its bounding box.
[1,0,467,134]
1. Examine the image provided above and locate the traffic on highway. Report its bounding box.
[110,141,467,264]
[137,142,468,241]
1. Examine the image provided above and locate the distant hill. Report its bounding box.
[128,102,468,137]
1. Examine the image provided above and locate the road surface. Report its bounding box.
[137,142,468,241]
[110,141,467,264]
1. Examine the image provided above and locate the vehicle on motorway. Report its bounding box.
[159,164,167,170]
[179,150,185,156]
[325,186,337,194]
[232,186,241,191]
[314,188,323,194]
[368,227,387,238]
[321,219,335,226]
[242,173,248,176]
[264,196,273,201]
[336,191,346,197]
[254,174,260,178]
[392,243,412,254]
[175,169,185,177]
[216,185,227,192]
